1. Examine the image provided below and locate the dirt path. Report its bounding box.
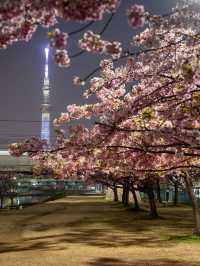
[0,196,200,266]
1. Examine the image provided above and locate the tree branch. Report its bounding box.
[107,145,200,157]
[68,21,94,36]
[69,13,115,59]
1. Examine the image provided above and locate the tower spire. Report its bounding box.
[41,46,50,144]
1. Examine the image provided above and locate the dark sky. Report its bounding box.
[0,0,176,149]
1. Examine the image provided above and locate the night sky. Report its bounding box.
[0,0,176,149]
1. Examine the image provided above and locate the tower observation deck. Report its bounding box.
[41,47,50,144]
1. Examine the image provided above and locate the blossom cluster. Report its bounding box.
[48,29,68,49]
[47,28,70,67]
[127,4,146,29]
[54,49,70,67]
[133,28,161,48]
[79,31,122,58]
[9,137,46,157]
[73,76,86,86]
[9,142,26,157]
[53,0,119,21]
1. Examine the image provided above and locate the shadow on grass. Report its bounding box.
[87,257,200,266]
[0,241,67,254]
[0,196,196,253]
[0,231,173,254]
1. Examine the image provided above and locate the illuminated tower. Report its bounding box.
[41,47,50,144]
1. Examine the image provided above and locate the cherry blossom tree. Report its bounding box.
[5,1,200,233]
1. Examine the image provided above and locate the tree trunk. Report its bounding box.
[156,180,162,203]
[123,179,129,207]
[0,197,3,209]
[173,181,179,206]
[122,182,125,204]
[10,196,14,208]
[131,186,140,210]
[147,186,158,218]
[148,197,158,218]
[184,173,200,235]
[113,184,118,202]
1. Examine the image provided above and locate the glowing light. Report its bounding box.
[45,64,48,79]
[45,47,49,61]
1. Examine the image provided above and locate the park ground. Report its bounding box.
[0,196,200,266]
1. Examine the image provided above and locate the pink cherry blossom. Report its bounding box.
[79,31,122,58]
[54,49,70,67]
[48,28,68,50]
[127,4,145,29]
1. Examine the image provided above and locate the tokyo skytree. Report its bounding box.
[41,47,50,144]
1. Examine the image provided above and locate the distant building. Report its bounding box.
[0,150,32,174]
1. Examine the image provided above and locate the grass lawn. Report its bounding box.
[0,196,200,266]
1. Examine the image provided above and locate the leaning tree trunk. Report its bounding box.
[184,173,200,235]
[131,186,140,210]
[113,184,118,202]
[147,185,158,218]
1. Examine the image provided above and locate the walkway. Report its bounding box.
[0,196,199,266]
